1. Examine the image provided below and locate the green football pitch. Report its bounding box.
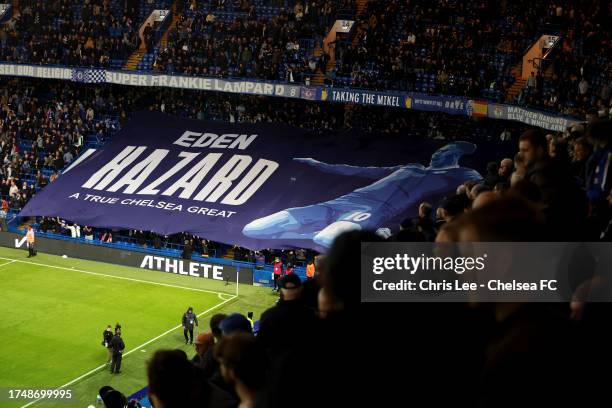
[0,246,277,408]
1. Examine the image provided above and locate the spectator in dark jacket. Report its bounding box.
[258,274,317,357]
[572,137,592,185]
[519,129,588,239]
[483,161,500,188]
[200,313,227,381]
[148,349,237,408]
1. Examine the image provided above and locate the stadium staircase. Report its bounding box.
[506,63,526,102]
[506,55,557,103]
[123,0,175,70]
[123,47,146,70]
[310,45,326,86]
[159,14,179,49]
[313,0,368,86]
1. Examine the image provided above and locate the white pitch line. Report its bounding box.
[0,256,232,296]
[0,260,16,268]
[218,292,235,301]
[18,294,237,408]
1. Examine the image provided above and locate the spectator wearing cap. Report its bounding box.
[192,332,215,369]
[214,333,266,408]
[98,386,127,408]
[219,313,253,336]
[258,273,316,357]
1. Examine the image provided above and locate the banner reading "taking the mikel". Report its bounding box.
[20,111,484,251]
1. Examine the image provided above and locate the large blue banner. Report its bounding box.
[20,112,483,251]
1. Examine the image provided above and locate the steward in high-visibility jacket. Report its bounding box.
[26,226,36,258]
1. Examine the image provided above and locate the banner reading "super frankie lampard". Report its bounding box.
[20,111,483,251]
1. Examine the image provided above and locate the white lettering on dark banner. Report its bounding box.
[140,255,224,280]
[81,147,279,205]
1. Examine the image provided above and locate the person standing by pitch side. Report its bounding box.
[110,329,125,374]
[25,225,36,257]
[102,325,114,364]
[272,257,283,292]
[182,307,198,344]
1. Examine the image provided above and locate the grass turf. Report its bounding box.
[0,246,277,408]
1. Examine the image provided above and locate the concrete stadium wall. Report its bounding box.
[0,232,253,285]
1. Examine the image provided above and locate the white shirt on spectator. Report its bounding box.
[9,184,18,198]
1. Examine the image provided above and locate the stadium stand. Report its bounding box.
[0,0,607,119]
[149,0,338,81]
[0,0,142,68]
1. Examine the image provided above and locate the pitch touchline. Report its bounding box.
[0,260,16,268]
[18,295,237,408]
[0,256,233,296]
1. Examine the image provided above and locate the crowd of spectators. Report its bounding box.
[152,0,342,81]
[0,0,141,67]
[0,80,131,217]
[331,0,549,93]
[516,1,610,119]
[0,0,607,123]
[328,0,609,120]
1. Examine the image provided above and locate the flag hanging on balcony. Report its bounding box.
[71,68,107,84]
